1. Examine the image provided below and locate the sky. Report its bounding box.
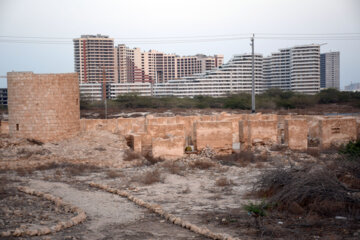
[0,0,359,89]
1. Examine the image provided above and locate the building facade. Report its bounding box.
[80,44,327,99]
[0,88,7,105]
[115,44,223,83]
[73,34,116,84]
[264,44,320,94]
[320,52,340,90]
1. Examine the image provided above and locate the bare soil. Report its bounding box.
[0,133,359,239]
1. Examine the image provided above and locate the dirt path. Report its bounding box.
[28,179,205,239]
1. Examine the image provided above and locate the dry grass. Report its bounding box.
[16,167,33,176]
[270,145,287,152]
[144,154,164,165]
[216,151,268,167]
[123,150,142,161]
[306,148,320,157]
[107,170,124,178]
[254,167,360,217]
[215,177,233,187]
[0,176,8,199]
[27,138,44,146]
[189,159,216,170]
[161,161,186,175]
[137,169,163,185]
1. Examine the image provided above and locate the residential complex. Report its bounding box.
[73,34,116,83]
[75,41,340,99]
[73,34,223,84]
[115,44,223,83]
[264,44,321,94]
[320,52,340,90]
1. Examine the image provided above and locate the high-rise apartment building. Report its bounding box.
[73,34,116,83]
[320,52,340,90]
[115,44,223,83]
[264,44,320,94]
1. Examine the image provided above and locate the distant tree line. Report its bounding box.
[80,88,360,110]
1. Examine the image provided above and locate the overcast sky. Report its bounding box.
[0,0,359,89]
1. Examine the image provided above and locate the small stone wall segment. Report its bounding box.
[128,134,142,153]
[285,119,308,150]
[1,186,86,237]
[146,124,185,139]
[319,117,357,149]
[194,121,233,154]
[7,72,80,142]
[248,120,278,145]
[152,136,185,159]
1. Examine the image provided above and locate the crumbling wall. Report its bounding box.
[247,120,278,146]
[285,119,308,150]
[7,72,80,142]
[194,121,232,154]
[319,117,357,148]
[152,136,185,159]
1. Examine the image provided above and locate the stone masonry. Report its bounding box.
[7,72,80,142]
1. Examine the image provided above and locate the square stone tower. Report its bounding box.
[7,72,80,142]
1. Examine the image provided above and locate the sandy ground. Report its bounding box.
[1,131,358,239]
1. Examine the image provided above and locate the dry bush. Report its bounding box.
[0,176,8,199]
[189,159,216,170]
[215,177,233,187]
[329,157,360,189]
[27,138,44,145]
[16,167,33,176]
[34,162,60,171]
[270,145,287,152]
[161,161,186,175]
[107,170,124,178]
[124,150,142,161]
[216,151,268,167]
[306,147,320,157]
[137,169,163,185]
[254,167,360,217]
[94,147,106,151]
[65,163,101,176]
[144,154,164,165]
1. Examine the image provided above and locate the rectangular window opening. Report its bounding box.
[16,124,19,131]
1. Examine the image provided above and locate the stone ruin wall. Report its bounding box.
[75,113,359,159]
[6,72,80,142]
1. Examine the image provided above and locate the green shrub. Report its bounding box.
[339,140,360,160]
[243,201,270,217]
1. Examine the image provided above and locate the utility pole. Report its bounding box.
[251,34,255,113]
[102,66,108,119]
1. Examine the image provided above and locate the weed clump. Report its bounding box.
[254,167,360,217]
[243,201,270,217]
[161,161,185,175]
[339,140,360,160]
[137,169,163,185]
[215,177,233,187]
[189,159,216,169]
[123,150,142,161]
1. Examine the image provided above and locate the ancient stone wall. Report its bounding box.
[285,119,308,150]
[194,121,233,154]
[7,72,80,142]
[319,117,357,148]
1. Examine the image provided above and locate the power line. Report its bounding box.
[0,33,359,45]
